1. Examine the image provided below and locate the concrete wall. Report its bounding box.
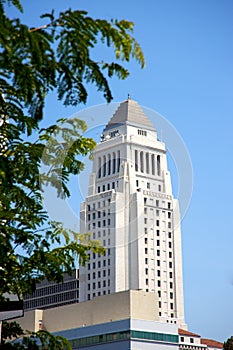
[15,290,159,333]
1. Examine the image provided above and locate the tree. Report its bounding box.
[0,0,144,347]
[224,336,233,350]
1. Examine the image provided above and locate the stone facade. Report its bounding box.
[79,98,186,328]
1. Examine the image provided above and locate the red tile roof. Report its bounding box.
[178,328,201,337]
[201,338,223,348]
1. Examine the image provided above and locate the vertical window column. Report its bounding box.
[98,157,102,178]
[151,154,155,175]
[146,152,150,174]
[140,151,144,173]
[135,150,138,172]
[117,150,120,172]
[107,154,111,175]
[103,155,106,177]
[157,155,161,176]
[112,152,116,174]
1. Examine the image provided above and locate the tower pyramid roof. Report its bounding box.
[104,98,155,131]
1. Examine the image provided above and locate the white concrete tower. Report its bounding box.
[79,98,186,329]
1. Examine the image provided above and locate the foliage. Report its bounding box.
[0,0,144,348]
[224,336,233,350]
[1,322,73,349]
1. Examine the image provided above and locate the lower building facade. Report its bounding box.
[57,318,179,350]
[24,269,79,310]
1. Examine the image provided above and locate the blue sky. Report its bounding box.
[7,0,233,342]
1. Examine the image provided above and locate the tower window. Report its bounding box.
[108,154,111,175]
[146,153,150,174]
[112,152,116,173]
[157,155,161,176]
[151,154,155,175]
[135,150,138,172]
[103,156,106,177]
[138,129,147,136]
[117,150,120,172]
[140,151,144,172]
[98,157,101,178]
